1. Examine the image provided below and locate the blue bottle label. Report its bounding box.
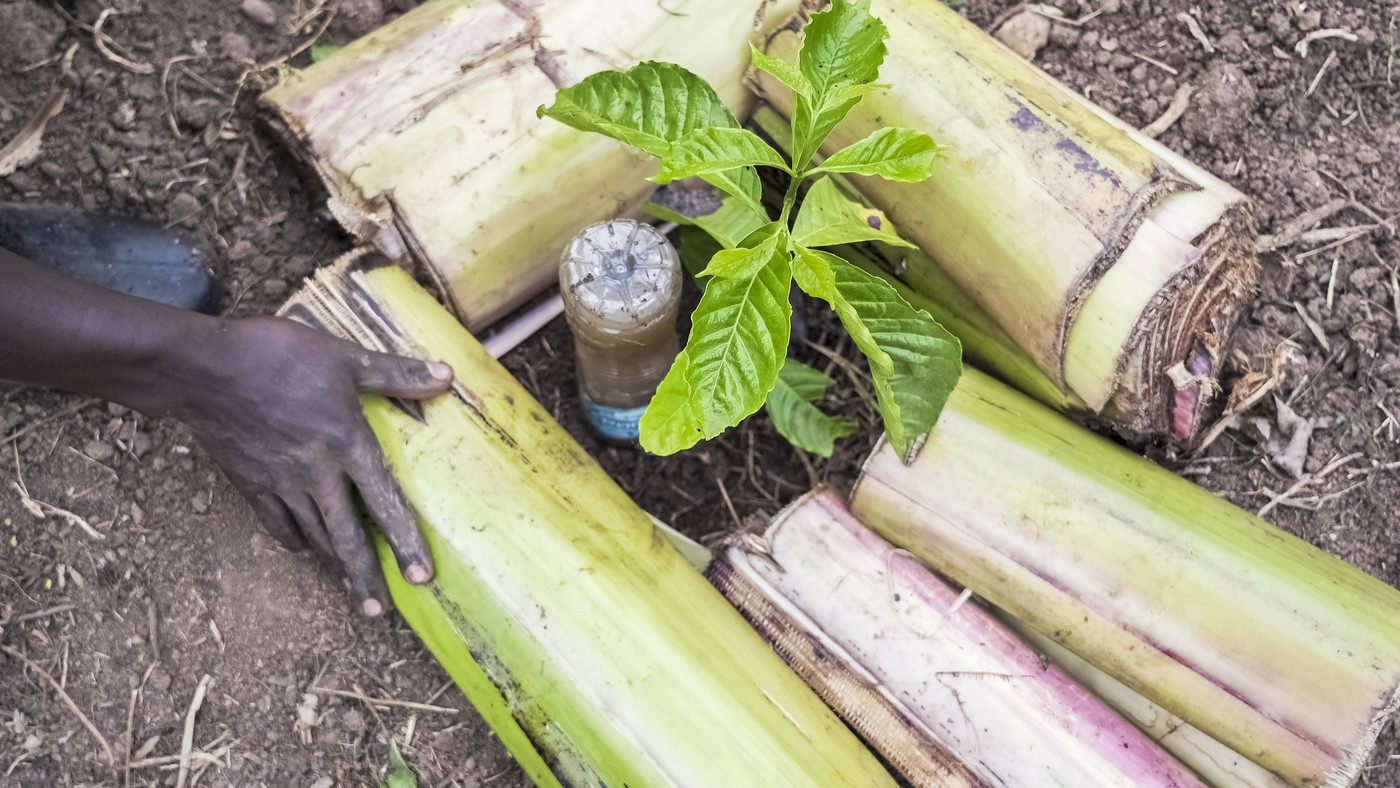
[581,393,647,441]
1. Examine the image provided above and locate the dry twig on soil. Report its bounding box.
[1,644,116,767]
[176,675,212,788]
[1141,83,1193,138]
[307,686,459,715]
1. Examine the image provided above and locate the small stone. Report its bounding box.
[1047,23,1080,48]
[1245,31,1272,49]
[0,4,65,67]
[168,193,203,229]
[67,164,98,192]
[1098,37,1119,52]
[1129,63,1149,82]
[1266,13,1291,42]
[329,0,385,40]
[126,79,159,103]
[112,102,137,131]
[1349,267,1382,291]
[342,708,365,733]
[1217,30,1247,57]
[261,278,290,298]
[994,10,1052,60]
[220,32,255,61]
[93,144,122,172]
[240,0,278,28]
[1098,0,1122,12]
[1354,144,1382,165]
[149,667,172,692]
[1180,60,1258,145]
[1295,10,1322,32]
[131,431,153,459]
[0,404,21,434]
[178,98,223,131]
[191,492,210,514]
[83,439,115,463]
[228,239,256,261]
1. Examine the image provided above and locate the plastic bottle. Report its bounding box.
[559,220,681,442]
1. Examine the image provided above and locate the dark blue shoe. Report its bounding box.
[0,203,220,314]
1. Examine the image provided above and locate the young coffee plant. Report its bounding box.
[539,0,961,456]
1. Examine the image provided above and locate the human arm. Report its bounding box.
[0,245,453,615]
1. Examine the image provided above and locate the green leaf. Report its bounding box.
[647,177,769,249]
[537,61,738,157]
[792,245,837,302]
[800,0,888,99]
[750,44,810,97]
[652,130,780,219]
[677,225,723,290]
[811,127,942,182]
[310,40,342,63]
[766,359,855,456]
[700,222,785,279]
[655,128,790,185]
[381,741,417,788]
[702,167,768,219]
[803,249,961,455]
[640,247,793,454]
[640,352,704,453]
[787,0,890,165]
[789,90,862,170]
[792,177,913,248]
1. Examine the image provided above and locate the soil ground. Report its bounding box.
[1,0,1398,786]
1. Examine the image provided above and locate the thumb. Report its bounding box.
[354,351,454,399]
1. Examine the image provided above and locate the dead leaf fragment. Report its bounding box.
[1262,397,1315,478]
[0,87,67,176]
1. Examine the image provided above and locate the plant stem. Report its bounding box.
[778,170,805,230]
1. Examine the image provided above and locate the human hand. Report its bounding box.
[167,316,453,616]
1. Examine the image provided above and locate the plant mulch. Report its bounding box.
[1,0,1396,785]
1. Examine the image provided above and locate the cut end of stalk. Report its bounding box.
[1098,197,1260,445]
[1326,688,1400,788]
[760,0,1262,446]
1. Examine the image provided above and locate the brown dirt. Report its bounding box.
[1,0,1397,786]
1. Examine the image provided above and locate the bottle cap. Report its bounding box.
[560,220,681,333]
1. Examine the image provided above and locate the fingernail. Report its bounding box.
[406,564,430,584]
[362,598,383,617]
[430,362,453,381]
